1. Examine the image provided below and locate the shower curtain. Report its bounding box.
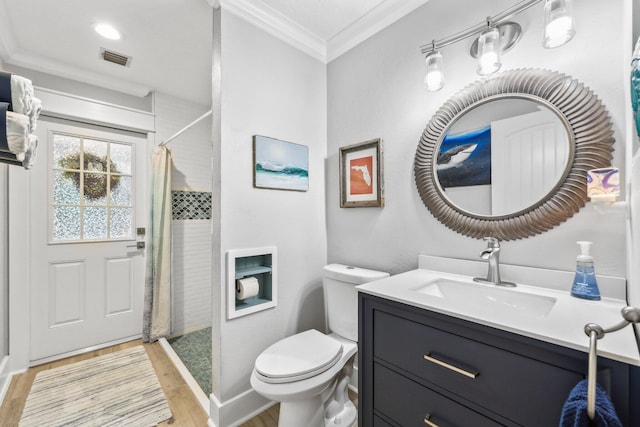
[143,146,172,342]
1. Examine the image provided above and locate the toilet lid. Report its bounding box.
[255,329,343,384]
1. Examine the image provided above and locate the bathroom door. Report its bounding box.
[27,118,148,364]
[490,109,569,215]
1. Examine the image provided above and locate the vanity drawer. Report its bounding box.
[373,310,582,425]
[373,415,393,427]
[374,363,502,427]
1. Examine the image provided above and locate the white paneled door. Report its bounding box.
[490,109,569,216]
[28,119,148,364]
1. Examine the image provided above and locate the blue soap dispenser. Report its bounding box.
[570,241,601,300]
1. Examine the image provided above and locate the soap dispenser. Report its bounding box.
[570,241,601,300]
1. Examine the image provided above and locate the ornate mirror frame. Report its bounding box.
[414,68,615,240]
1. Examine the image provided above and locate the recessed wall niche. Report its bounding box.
[226,246,277,319]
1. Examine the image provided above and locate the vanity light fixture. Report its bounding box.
[424,42,444,91]
[476,21,502,76]
[420,0,575,91]
[543,0,575,48]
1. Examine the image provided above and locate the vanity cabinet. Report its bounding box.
[359,293,640,426]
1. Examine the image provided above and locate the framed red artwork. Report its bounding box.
[339,138,384,208]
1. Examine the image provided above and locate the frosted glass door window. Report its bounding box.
[52,133,134,242]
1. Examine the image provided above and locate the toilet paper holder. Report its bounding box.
[226,246,277,319]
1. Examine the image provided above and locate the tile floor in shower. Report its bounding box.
[168,327,212,396]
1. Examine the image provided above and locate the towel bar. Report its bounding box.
[583,306,640,420]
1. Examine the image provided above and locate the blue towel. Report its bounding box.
[559,379,622,427]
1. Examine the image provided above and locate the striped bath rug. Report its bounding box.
[19,345,172,427]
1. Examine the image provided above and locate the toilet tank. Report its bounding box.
[323,264,389,342]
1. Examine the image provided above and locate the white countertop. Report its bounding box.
[357,257,640,366]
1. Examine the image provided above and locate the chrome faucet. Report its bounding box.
[473,237,516,287]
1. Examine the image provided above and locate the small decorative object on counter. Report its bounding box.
[587,167,620,202]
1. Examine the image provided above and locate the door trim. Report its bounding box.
[8,89,153,372]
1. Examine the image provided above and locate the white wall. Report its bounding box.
[212,6,327,416]
[0,165,7,358]
[154,92,213,336]
[327,0,628,278]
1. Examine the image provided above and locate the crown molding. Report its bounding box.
[6,50,152,98]
[327,0,431,62]
[220,0,430,63]
[220,0,326,62]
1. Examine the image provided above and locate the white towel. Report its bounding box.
[4,111,30,161]
[10,74,35,116]
[22,134,38,169]
[28,97,42,132]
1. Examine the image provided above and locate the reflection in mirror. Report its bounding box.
[436,99,570,216]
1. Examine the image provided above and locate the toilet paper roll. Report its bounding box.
[236,276,259,300]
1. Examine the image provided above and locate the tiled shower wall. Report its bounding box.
[155,92,213,336]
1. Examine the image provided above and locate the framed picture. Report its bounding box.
[437,125,491,188]
[253,135,309,192]
[339,138,384,208]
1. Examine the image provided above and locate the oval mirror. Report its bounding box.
[415,69,615,240]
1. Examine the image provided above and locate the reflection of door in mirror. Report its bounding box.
[437,100,569,216]
[490,109,569,215]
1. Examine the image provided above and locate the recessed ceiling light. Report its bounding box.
[94,23,122,41]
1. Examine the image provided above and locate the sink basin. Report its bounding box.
[413,278,557,319]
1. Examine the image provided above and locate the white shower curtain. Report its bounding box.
[143,146,172,342]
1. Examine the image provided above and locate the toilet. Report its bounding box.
[250,264,389,427]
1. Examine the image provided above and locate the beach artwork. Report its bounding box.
[253,135,309,191]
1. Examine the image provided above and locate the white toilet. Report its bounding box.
[250,264,389,427]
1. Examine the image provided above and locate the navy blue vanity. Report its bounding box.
[358,292,640,426]
[354,254,640,427]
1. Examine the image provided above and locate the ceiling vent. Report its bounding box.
[99,47,132,67]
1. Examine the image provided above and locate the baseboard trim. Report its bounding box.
[209,387,274,427]
[158,338,210,415]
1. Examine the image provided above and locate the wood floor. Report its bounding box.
[0,340,358,427]
[0,340,208,426]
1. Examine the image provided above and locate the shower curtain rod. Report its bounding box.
[159,109,213,146]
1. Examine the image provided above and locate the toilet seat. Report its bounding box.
[255,329,343,384]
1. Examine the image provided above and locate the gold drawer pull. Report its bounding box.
[424,413,440,427]
[423,353,479,379]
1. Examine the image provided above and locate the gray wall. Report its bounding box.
[327,0,627,278]
[3,64,153,112]
[0,165,7,361]
[213,8,328,404]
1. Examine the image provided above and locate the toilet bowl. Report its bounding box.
[250,264,389,427]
